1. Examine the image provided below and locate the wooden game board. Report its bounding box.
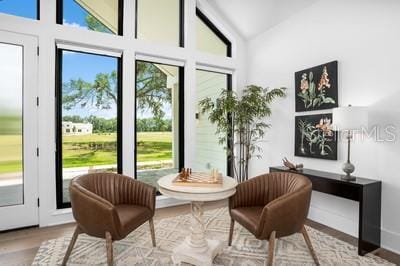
[172,172,223,187]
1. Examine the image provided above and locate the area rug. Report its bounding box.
[33,208,393,265]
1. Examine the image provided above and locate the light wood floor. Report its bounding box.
[0,200,399,265]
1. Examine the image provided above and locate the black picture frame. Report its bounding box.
[295,113,337,160]
[295,61,338,112]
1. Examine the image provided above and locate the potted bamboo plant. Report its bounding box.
[199,85,286,182]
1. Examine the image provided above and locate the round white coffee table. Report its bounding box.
[158,174,237,266]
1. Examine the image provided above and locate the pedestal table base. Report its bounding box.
[171,201,223,266]
[172,238,222,266]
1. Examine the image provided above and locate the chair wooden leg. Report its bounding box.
[149,218,156,247]
[61,226,81,266]
[228,219,235,246]
[268,231,276,266]
[105,232,113,266]
[302,226,320,266]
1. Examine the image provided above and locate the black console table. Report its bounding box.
[269,166,381,256]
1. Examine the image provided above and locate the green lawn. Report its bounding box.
[0,132,173,174]
[62,132,172,168]
[137,132,172,162]
[62,133,118,168]
[0,135,22,174]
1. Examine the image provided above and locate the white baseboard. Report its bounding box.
[46,209,74,227]
[382,227,400,254]
[309,205,400,255]
[308,204,358,237]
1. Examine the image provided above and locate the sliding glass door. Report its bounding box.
[195,69,231,176]
[0,31,38,230]
[135,61,183,190]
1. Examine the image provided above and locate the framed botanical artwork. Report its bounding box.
[295,61,338,112]
[295,113,337,160]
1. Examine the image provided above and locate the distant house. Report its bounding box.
[62,121,93,135]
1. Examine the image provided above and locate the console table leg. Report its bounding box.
[358,183,381,255]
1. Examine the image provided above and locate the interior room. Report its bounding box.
[0,0,399,265]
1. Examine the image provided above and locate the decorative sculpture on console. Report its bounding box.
[282,157,304,171]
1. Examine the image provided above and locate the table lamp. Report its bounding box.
[333,105,368,181]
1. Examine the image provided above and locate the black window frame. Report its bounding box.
[196,8,232,58]
[56,0,124,36]
[226,74,233,176]
[37,0,40,20]
[135,0,185,47]
[195,69,233,177]
[55,48,123,209]
[134,60,185,194]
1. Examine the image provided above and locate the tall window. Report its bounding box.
[56,49,122,208]
[196,9,231,57]
[57,0,122,35]
[0,0,38,20]
[135,61,184,190]
[136,0,184,47]
[0,43,23,206]
[195,70,231,175]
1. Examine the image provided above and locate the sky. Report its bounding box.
[63,0,92,30]
[0,0,37,19]
[0,0,173,120]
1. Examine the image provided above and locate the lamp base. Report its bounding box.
[341,161,356,181]
[341,174,356,182]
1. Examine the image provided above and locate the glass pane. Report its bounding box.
[0,43,23,207]
[136,0,181,46]
[60,50,119,204]
[196,15,229,56]
[0,0,37,19]
[195,70,227,175]
[62,0,120,34]
[136,61,181,189]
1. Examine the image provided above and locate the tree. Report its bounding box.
[62,71,117,111]
[136,118,172,132]
[199,85,286,182]
[62,62,170,120]
[85,14,111,33]
[87,116,117,133]
[62,115,85,123]
[136,63,171,119]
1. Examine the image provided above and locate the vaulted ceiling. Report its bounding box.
[206,0,320,39]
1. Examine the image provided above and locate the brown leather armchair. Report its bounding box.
[62,173,156,266]
[228,172,319,266]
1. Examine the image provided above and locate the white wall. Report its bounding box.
[246,0,400,253]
